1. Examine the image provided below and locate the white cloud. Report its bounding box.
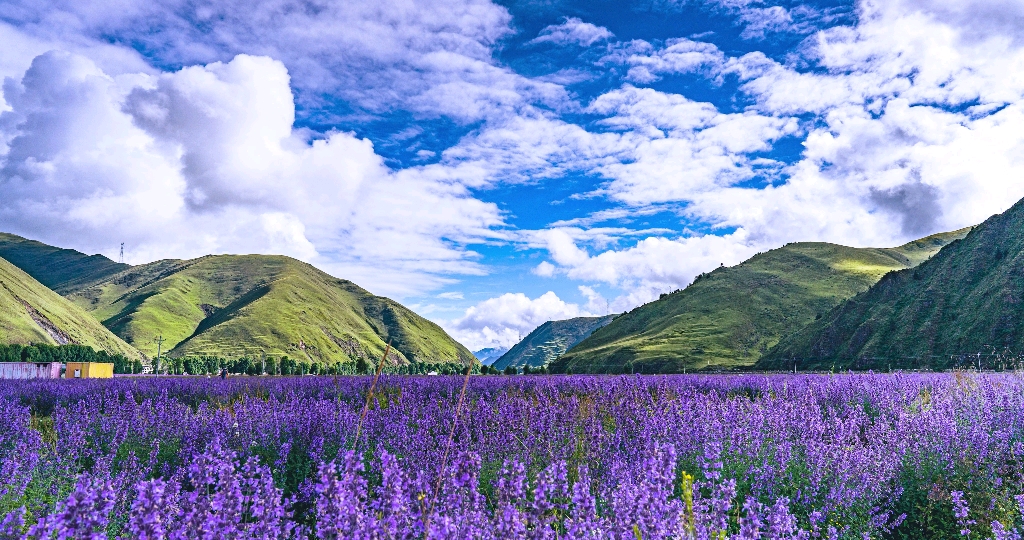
[736,7,796,40]
[0,22,154,110]
[533,261,556,277]
[530,17,614,47]
[432,85,797,200]
[604,38,725,84]
[891,0,1024,45]
[0,51,503,296]
[578,285,610,314]
[433,114,632,186]
[732,1,1024,115]
[587,86,799,205]
[447,291,589,350]
[0,0,568,124]
[531,228,759,310]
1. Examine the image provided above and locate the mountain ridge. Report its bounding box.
[67,253,476,367]
[552,228,971,374]
[759,202,1024,370]
[0,233,128,294]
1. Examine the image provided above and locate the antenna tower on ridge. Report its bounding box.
[119,243,125,264]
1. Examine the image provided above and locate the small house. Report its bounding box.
[0,362,62,379]
[65,362,114,379]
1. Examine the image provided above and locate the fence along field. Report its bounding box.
[0,372,1023,539]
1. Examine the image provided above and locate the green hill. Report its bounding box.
[760,200,1024,370]
[0,233,128,294]
[68,254,476,367]
[551,229,971,374]
[0,255,142,358]
[492,315,616,371]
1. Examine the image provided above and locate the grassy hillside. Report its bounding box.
[493,315,616,370]
[69,255,476,367]
[0,255,142,358]
[552,229,970,374]
[761,201,1024,370]
[0,233,128,294]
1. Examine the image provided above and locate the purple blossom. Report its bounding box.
[0,373,1022,538]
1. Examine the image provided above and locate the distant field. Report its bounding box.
[0,372,1022,538]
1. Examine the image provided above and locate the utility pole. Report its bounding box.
[155,335,164,374]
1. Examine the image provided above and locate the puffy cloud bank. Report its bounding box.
[0,52,502,295]
[447,291,592,351]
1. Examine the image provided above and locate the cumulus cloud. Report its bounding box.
[609,38,725,84]
[892,0,1024,45]
[433,114,631,186]
[578,285,610,314]
[447,291,589,350]
[530,17,614,47]
[0,22,153,104]
[432,85,796,199]
[0,51,503,296]
[531,228,759,309]
[0,0,576,124]
[587,86,799,205]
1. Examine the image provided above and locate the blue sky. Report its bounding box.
[2,0,1024,349]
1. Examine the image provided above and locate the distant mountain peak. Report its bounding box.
[473,347,509,365]
[492,315,616,371]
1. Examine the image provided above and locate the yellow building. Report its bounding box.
[65,362,114,379]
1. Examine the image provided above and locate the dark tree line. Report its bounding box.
[159,355,323,376]
[0,344,549,377]
[0,344,143,374]
[163,355,499,376]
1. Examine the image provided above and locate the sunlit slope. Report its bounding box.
[0,233,128,294]
[0,256,142,357]
[761,200,1024,370]
[552,229,970,373]
[492,315,615,370]
[69,255,475,366]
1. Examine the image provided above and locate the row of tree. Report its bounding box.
[158,354,556,376]
[0,344,144,374]
[158,355,475,376]
[0,344,562,377]
[480,364,551,375]
[156,355,332,376]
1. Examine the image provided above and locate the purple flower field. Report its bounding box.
[0,373,1023,539]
